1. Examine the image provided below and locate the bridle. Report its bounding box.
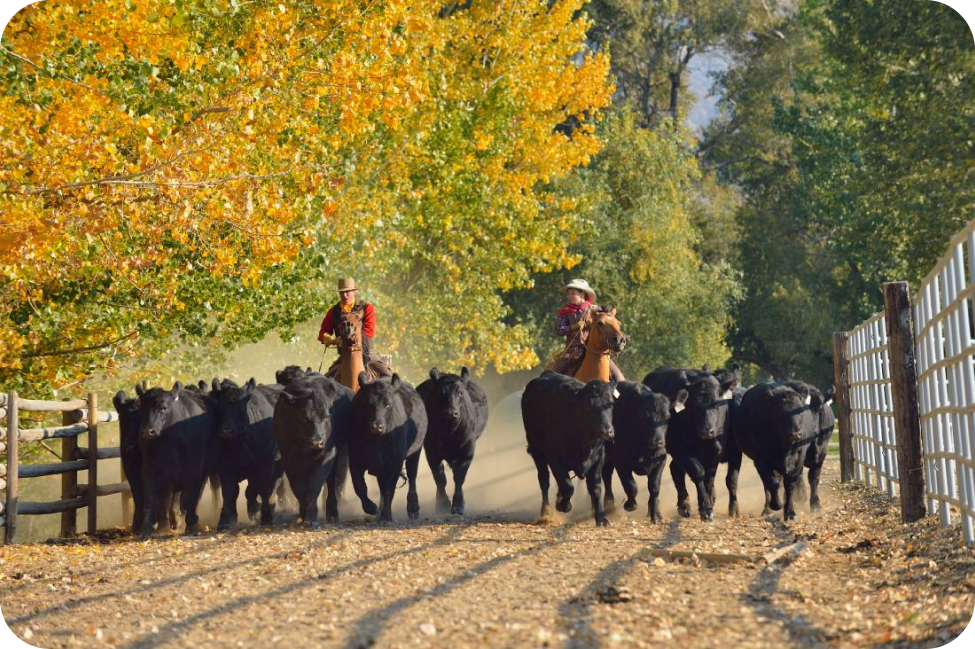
[583,314,624,357]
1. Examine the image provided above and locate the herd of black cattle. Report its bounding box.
[110,364,834,538]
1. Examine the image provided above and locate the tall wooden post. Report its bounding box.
[87,392,98,535]
[5,391,18,544]
[883,282,926,522]
[61,408,78,537]
[832,332,855,482]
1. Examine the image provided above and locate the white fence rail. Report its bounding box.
[847,313,899,497]
[844,218,975,544]
[913,221,975,543]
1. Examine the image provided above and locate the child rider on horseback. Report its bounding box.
[550,279,624,381]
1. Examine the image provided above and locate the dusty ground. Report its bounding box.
[1,460,974,649]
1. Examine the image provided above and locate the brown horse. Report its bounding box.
[334,310,366,392]
[572,308,627,383]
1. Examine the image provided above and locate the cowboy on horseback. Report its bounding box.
[318,277,392,383]
[550,279,624,381]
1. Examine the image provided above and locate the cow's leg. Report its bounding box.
[647,458,666,523]
[602,442,616,512]
[378,469,397,523]
[428,451,450,514]
[669,460,691,518]
[305,463,329,528]
[550,460,575,514]
[217,476,240,531]
[726,441,743,518]
[783,472,800,521]
[180,475,206,534]
[244,481,260,522]
[530,451,552,519]
[682,456,713,521]
[324,462,341,524]
[586,460,609,527]
[257,462,277,526]
[406,451,421,520]
[350,458,378,516]
[138,470,158,540]
[807,459,824,511]
[754,460,781,515]
[793,467,808,503]
[449,453,473,516]
[619,465,639,512]
[705,468,717,512]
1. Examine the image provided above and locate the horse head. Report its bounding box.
[336,310,363,351]
[588,308,627,354]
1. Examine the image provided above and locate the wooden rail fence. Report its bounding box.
[835,217,975,544]
[1,391,132,544]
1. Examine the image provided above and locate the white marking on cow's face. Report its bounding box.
[720,390,733,400]
[673,402,685,413]
[804,395,811,405]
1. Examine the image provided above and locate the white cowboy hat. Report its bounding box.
[562,279,595,302]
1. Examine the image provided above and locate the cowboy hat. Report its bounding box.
[337,277,358,293]
[563,279,595,301]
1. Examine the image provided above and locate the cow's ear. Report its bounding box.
[721,377,740,397]
[245,378,257,394]
[306,367,312,372]
[429,368,441,381]
[358,371,369,387]
[460,366,470,383]
[135,383,145,397]
[673,389,689,413]
[212,378,221,394]
[677,371,690,388]
[172,381,184,402]
[113,390,128,410]
[197,380,208,394]
[391,373,402,389]
[702,363,711,373]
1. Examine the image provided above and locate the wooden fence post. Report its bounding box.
[883,281,926,523]
[5,391,18,544]
[87,392,98,535]
[832,332,855,482]
[60,408,78,537]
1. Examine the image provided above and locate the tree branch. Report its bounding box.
[20,330,139,359]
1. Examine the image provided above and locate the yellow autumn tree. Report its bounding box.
[0,0,613,392]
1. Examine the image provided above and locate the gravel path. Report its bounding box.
[2,461,974,648]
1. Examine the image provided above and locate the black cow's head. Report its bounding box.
[428,366,473,429]
[212,378,257,440]
[279,386,333,451]
[768,385,815,447]
[677,366,740,440]
[276,365,311,387]
[356,372,403,436]
[632,386,686,452]
[139,382,184,440]
[113,389,141,452]
[571,379,617,441]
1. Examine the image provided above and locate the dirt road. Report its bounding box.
[2,459,974,649]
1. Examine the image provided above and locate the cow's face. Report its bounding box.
[357,374,402,435]
[429,367,470,428]
[578,380,616,441]
[681,376,726,440]
[634,389,677,451]
[213,378,256,440]
[139,383,183,440]
[280,390,331,450]
[276,366,308,386]
[113,390,141,451]
[770,389,812,447]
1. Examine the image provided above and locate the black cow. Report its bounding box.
[642,365,741,521]
[521,370,616,526]
[733,381,829,520]
[792,381,834,511]
[602,382,688,522]
[137,382,217,538]
[273,374,352,526]
[350,372,427,522]
[113,390,145,532]
[211,378,284,530]
[416,367,489,515]
[275,366,316,386]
